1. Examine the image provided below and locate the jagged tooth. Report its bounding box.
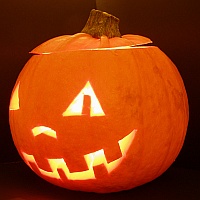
[93,164,109,179]
[84,149,105,168]
[64,155,89,173]
[104,143,122,163]
[21,129,137,181]
[84,129,137,176]
[21,151,96,180]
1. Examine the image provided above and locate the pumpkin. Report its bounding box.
[9,10,189,193]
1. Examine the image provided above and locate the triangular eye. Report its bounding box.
[9,82,20,110]
[63,81,105,117]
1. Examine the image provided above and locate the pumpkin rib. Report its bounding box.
[122,34,152,46]
[127,48,160,186]
[129,49,146,185]
[30,35,72,54]
[99,36,110,48]
[162,55,189,163]
[163,51,189,162]
[138,48,166,181]
[130,48,147,182]
[148,48,188,177]
[165,56,189,124]
[146,48,176,178]
[109,37,138,48]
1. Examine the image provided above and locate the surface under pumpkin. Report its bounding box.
[9,10,188,193]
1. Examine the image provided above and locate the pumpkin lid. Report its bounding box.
[30,9,152,54]
[30,33,152,54]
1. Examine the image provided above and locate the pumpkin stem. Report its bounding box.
[81,9,121,39]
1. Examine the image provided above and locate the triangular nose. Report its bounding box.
[62,81,105,117]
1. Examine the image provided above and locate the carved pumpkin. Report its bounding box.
[9,10,189,193]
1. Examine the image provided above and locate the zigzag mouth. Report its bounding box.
[21,129,137,181]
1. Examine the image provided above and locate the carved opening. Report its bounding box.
[63,81,105,117]
[32,126,57,139]
[21,129,137,180]
[9,82,20,110]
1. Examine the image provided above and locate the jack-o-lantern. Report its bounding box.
[9,10,189,193]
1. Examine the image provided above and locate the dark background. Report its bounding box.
[0,0,199,171]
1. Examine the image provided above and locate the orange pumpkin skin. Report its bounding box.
[9,9,188,193]
[9,40,188,192]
